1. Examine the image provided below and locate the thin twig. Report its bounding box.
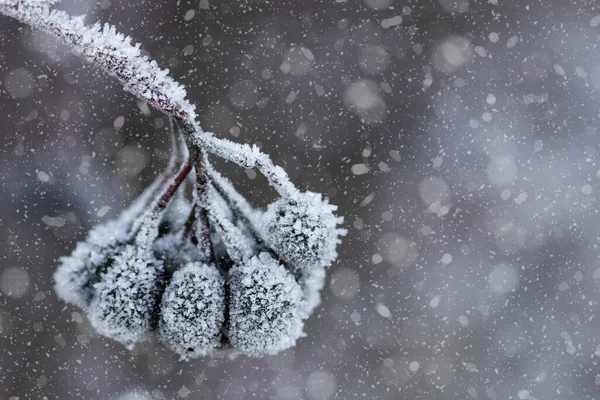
[181,203,198,240]
[155,161,192,215]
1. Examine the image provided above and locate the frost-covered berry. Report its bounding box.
[227,252,304,356]
[261,191,345,271]
[158,263,225,359]
[88,245,164,347]
[54,220,126,308]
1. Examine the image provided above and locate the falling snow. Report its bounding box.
[0,0,599,399]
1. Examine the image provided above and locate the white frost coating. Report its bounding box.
[88,245,164,347]
[261,191,346,270]
[182,123,299,198]
[228,252,304,357]
[297,267,326,318]
[159,263,225,359]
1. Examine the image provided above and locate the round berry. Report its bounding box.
[88,245,164,347]
[261,191,344,270]
[159,263,225,359]
[227,252,304,356]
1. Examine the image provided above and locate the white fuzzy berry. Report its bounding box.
[227,252,304,357]
[88,245,164,347]
[159,263,225,359]
[261,191,345,270]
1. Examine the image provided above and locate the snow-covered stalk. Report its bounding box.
[192,155,215,262]
[0,0,298,198]
[178,121,300,198]
[206,185,255,263]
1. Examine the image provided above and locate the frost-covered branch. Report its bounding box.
[0,0,193,118]
[178,121,300,198]
[0,0,298,198]
[206,184,255,263]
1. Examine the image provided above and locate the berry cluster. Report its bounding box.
[0,0,345,358]
[54,119,345,358]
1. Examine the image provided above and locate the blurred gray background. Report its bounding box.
[2,0,600,399]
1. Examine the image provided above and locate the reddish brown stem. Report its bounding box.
[182,203,198,239]
[129,159,194,246]
[154,160,192,215]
